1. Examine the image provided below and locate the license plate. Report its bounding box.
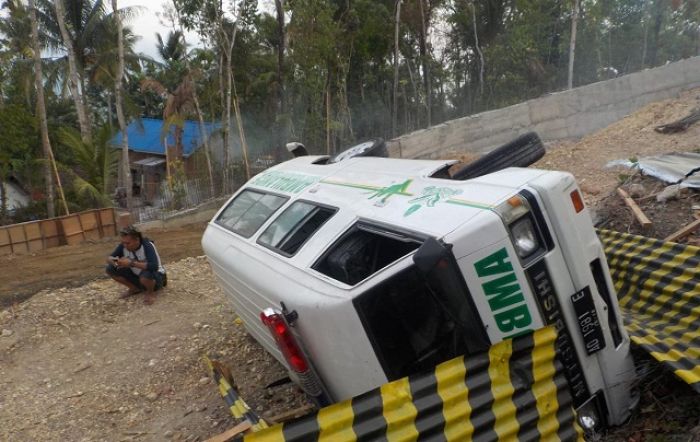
[571,287,606,355]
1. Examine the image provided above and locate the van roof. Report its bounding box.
[243,155,549,238]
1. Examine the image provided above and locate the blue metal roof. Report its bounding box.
[110,117,220,158]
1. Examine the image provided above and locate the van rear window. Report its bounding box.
[312,224,421,285]
[216,190,288,238]
[353,265,475,381]
[258,201,336,256]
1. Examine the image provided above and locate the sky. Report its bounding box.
[119,0,197,61]
[120,0,276,61]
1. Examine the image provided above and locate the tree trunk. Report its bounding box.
[218,2,243,172]
[54,0,92,144]
[393,0,402,137]
[275,0,287,156]
[470,1,484,98]
[173,7,216,198]
[567,0,579,89]
[648,0,664,67]
[29,0,56,218]
[418,0,431,127]
[218,52,228,169]
[326,81,331,155]
[112,0,132,210]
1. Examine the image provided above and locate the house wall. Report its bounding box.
[3,181,30,211]
[386,56,700,159]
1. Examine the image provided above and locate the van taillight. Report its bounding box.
[260,308,330,406]
[571,189,585,213]
[260,309,309,373]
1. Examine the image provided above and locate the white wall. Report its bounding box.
[3,181,30,211]
[387,56,700,159]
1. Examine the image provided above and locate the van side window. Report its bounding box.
[216,190,288,238]
[258,201,336,256]
[313,224,421,285]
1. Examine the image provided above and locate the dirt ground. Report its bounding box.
[2,89,700,441]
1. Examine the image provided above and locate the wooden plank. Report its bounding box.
[8,224,28,254]
[204,421,252,442]
[617,188,653,231]
[266,404,316,424]
[79,211,100,241]
[98,208,117,237]
[0,227,12,256]
[664,218,700,242]
[24,221,43,252]
[61,214,85,246]
[40,219,61,248]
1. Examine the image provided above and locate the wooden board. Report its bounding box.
[60,214,85,246]
[40,219,61,248]
[617,188,653,231]
[0,227,12,256]
[24,221,43,252]
[79,211,100,241]
[98,208,117,237]
[664,218,700,242]
[8,224,28,254]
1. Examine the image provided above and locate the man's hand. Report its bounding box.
[116,257,132,268]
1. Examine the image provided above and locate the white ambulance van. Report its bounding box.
[202,134,637,431]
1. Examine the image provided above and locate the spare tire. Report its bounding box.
[329,138,387,163]
[451,132,545,180]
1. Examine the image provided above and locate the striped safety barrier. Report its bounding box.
[232,326,582,441]
[205,357,270,432]
[599,229,700,392]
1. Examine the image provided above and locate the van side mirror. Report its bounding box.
[413,237,452,273]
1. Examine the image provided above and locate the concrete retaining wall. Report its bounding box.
[387,56,700,159]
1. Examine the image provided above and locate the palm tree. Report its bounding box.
[156,30,186,68]
[111,0,131,209]
[29,0,59,217]
[0,0,34,108]
[56,124,119,208]
[140,75,195,182]
[54,0,92,143]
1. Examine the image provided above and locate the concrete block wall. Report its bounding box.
[387,56,700,159]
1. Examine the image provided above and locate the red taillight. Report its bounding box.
[260,310,309,373]
[571,189,585,213]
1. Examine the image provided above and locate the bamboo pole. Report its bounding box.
[233,95,250,181]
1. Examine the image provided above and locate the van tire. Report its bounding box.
[450,132,545,180]
[329,138,387,163]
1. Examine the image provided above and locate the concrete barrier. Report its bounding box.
[388,56,700,159]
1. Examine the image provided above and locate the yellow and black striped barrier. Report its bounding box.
[229,326,582,441]
[599,229,700,392]
[205,356,269,432]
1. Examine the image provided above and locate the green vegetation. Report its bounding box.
[1,0,699,223]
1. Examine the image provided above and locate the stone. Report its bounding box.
[146,392,159,401]
[657,184,681,202]
[198,377,210,385]
[627,183,646,198]
[1,329,13,337]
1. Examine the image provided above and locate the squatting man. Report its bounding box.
[106,225,167,305]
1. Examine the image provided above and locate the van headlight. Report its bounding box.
[495,195,544,262]
[511,216,539,258]
[576,396,602,432]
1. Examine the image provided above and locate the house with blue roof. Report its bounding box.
[110,117,221,201]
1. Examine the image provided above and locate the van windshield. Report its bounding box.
[353,264,486,380]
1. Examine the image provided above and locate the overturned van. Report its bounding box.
[202,134,638,431]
